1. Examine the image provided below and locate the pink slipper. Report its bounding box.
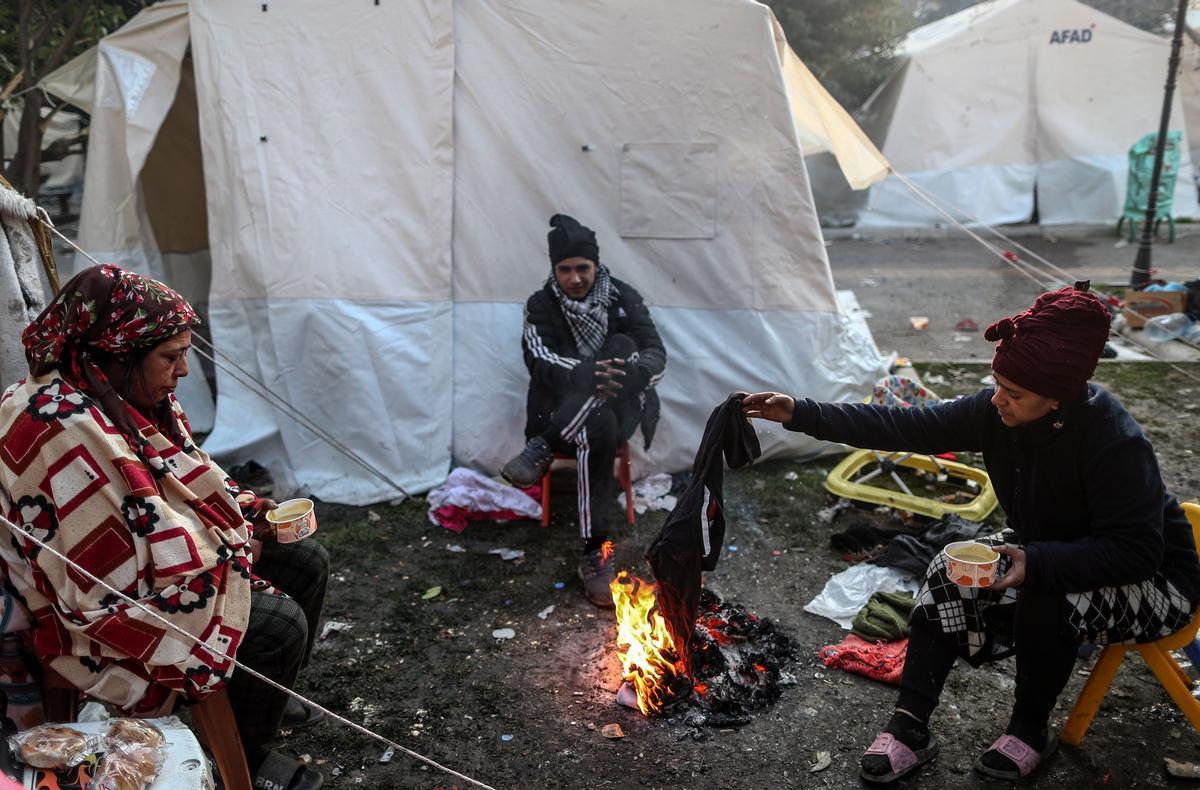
[974,732,1059,780]
[859,732,939,784]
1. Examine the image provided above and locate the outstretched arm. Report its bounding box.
[742,388,992,455]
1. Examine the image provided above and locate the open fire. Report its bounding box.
[609,571,686,715]
[610,572,796,723]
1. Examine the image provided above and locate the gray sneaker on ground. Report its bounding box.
[501,436,554,487]
[578,542,616,608]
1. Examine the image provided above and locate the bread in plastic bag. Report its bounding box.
[8,723,96,769]
[92,743,165,790]
[103,718,164,751]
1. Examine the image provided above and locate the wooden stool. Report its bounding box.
[41,667,253,790]
[540,441,635,528]
[1061,501,1200,746]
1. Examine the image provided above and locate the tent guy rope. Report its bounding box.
[887,171,1200,387]
[0,509,496,790]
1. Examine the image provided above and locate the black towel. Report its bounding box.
[646,394,761,671]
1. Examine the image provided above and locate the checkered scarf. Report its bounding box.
[549,264,616,359]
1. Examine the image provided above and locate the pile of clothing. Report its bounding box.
[811,512,989,685]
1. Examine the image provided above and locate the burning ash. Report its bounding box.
[610,572,687,715]
[610,574,797,727]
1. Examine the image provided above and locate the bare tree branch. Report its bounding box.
[36,0,90,81]
[28,0,69,57]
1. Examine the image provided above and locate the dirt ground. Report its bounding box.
[262,360,1200,790]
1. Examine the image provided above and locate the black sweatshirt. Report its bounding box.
[521,277,667,445]
[784,385,1200,603]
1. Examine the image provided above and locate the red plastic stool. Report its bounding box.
[540,442,635,528]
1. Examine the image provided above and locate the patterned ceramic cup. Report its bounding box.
[943,541,999,588]
[266,498,317,543]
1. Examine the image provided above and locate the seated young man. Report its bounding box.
[502,214,666,607]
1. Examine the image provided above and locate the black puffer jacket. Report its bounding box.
[521,277,666,447]
[784,385,1200,603]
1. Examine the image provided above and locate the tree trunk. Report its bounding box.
[8,91,45,199]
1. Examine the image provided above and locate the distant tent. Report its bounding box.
[44,0,890,504]
[838,0,1200,228]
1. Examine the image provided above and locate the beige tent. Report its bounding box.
[46,0,890,504]
[848,0,1200,227]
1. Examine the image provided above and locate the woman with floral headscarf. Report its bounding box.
[0,264,326,788]
[742,284,1200,784]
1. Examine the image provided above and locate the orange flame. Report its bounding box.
[610,571,684,715]
[599,539,615,564]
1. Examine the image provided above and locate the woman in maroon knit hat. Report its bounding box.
[742,283,1200,783]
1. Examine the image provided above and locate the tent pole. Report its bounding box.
[1130,0,1189,289]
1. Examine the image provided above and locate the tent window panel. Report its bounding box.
[618,143,717,239]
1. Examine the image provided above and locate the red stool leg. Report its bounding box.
[540,467,552,528]
[618,443,635,525]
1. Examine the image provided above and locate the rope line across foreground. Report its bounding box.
[0,511,497,790]
[36,214,410,502]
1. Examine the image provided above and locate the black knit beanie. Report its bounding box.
[547,214,599,265]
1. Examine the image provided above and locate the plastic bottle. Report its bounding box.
[1143,312,1195,343]
[1183,321,1200,345]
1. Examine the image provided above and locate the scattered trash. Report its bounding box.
[367,510,381,523]
[320,621,353,640]
[617,473,678,515]
[860,278,878,287]
[1166,758,1200,779]
[980,374,996,386]
[908,316,929,331]
[810,751,832,773]
[500,734,514,743]
[378,747,394,764]
[783,471,798,481]
[537,605,556,620]
[816,500,851,524]
[446,544,466,553]
[488,548,526,561]
[553,581,566,590]
[727,545,739,553]
[772,550,782,557]
[954,318,978,332]
[421,586,443,600]
[952,333,973,343]
[923,374,947,386]
[601,723,625,739]
[492,628,516,640]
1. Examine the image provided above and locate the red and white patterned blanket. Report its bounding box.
[0,371,267,714]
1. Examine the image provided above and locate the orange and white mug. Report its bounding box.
[266,498,318,543]
[943,541,999,588]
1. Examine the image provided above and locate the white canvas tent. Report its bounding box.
[846,0,1200,228]
[50,0,890,505]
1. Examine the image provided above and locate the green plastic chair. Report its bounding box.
[1117,130,1182,243]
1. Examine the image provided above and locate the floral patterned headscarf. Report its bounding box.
[21,264,200,467]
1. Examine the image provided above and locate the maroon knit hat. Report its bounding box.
[984,281,1111,401]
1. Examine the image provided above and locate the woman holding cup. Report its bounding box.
[0,264,327,788]
[743,283,1200,783]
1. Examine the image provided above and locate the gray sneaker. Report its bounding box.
[501,436,554,487]
[578,542,616,608]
